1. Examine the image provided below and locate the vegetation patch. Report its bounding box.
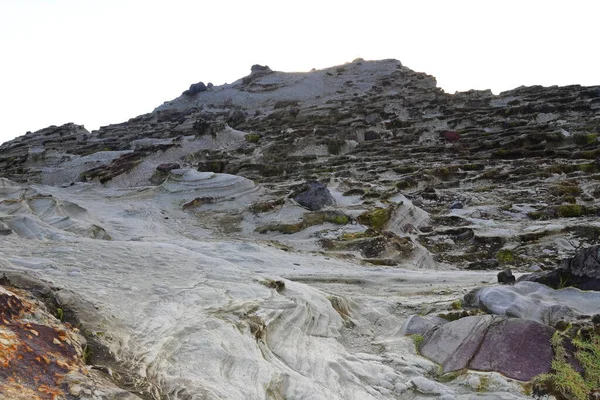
[396,178,418,190]
[557,204,586,218]
[249,198,285,213]
[339,229,377,241]
[550,182,582,198]
[356,206,394,231]
[573,133,598,146]
[534,330,600,400]
[256,211,350,234]
[496,249,515,264]
[410,334,424,353]
[244,133,261,143]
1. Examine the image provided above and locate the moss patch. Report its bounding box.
[357,206,394,231]
[256,211,350,234]
[534,330,600,400]
[249,198,285,213]
[244,133,261,143]
[557,204,585,218]
[573,133,598,146]
[496,249,515,264]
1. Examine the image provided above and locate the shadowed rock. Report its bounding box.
[292,181,335,211]
[497,269,516,284]
[519,245,600,290]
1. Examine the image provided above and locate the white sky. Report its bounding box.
[1,0,598,144]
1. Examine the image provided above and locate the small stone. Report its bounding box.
[450,201,463,209]
[497,269,516,284]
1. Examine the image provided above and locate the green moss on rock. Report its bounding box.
[557,204,585,218]
[357,207,393,231]
[496,249,515,264]
[244,133,261,143]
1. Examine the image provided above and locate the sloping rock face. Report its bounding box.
[1,59,600,398]
[1,59,599,269]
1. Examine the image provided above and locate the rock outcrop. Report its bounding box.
[1,58,600,399]
[416,315,556,381]
[520,244,600,290]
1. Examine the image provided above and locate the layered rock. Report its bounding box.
[1,59,599,269]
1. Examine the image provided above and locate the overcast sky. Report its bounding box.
[1,0,598,144]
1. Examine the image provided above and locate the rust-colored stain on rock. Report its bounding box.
[0,286,86,399]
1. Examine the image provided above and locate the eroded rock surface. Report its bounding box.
[1,58,598,399]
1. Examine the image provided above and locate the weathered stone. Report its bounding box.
[497,269,516,284]
[469,318,554,381]
[292,181,335,211]
[419,315,555,381]
[156,163,180,172]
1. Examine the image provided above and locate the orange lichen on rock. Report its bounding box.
[0,285,88,399]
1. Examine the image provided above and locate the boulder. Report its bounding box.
[519,244,600,290]
[497,269,516,284]
[292,181,335,211]
[419,315,555,381]
[468,318,555,381]
[183,82,207,96]
[463,281,600,325]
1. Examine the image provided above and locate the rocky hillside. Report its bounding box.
[1,59,600,399]
[2,59,600,270]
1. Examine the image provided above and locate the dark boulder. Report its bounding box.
[497,269,516,284]
[519,244,600,290]
[183,82,207,96]
[292,181,335,211]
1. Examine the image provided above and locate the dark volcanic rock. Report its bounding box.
[519,245,600,290]
[292,181,335,211]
